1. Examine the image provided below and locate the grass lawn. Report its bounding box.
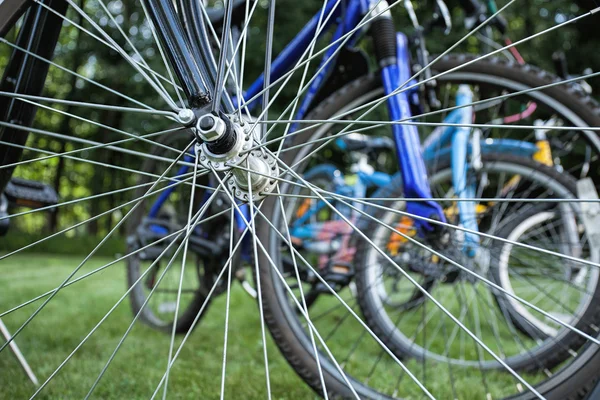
[0,254,315,399]
[0,253,551,399]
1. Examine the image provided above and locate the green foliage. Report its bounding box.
[0,232,125,256]
[0,0,598,241]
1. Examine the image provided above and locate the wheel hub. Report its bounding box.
[195,113,278,202]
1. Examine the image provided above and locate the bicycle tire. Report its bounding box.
[126,131,218,334]
[257,55,600,399]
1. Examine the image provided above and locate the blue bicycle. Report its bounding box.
[120,0,600,396]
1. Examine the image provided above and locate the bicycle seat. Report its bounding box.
[335,133,395,153]
[205,0,248,30]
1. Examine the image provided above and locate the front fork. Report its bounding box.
[375,27,446,234]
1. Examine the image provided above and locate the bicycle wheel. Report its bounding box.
[2,0,600,398]
[354,153,600,371]
[489,203,596,341]
[256,76,600,398]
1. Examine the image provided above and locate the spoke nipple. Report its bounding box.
[177,109,196,125]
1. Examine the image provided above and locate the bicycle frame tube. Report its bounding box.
[423,138,539,162]
[381,33,445,232]
[237,0,344,112]
[147,154,195,218]
[451,85,479,257]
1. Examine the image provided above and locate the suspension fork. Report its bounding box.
[371,18,445,233]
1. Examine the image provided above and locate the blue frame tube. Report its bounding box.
[147,153,194,218]
[289,0,364,132]
[381,33,445,232]
[451,85,479,256]
[240,0,342,111]
[423,138,538,163]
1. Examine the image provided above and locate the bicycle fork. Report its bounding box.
[372,22,446,233]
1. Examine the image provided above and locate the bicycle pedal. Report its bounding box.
[322,262,354,287]
[4,178,58,209]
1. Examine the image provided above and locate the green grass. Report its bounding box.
[0,232,125,257]
[0,254,315,399]
[0,253,551,399]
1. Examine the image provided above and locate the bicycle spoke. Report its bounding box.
[162,154,204,398]
[275,185,328,397]
[0,119,184,168]
[211,0,235,112]
[210,167,273,399]
[60,0,181,110]
[219,207,236,400]
[0,37,158,110]
[0,91,177,118]
[257,118,600,132]
[239,0,396,114]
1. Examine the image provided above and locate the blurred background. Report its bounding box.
[0,0,598,255]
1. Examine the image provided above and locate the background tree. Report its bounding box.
[0,0,597,242]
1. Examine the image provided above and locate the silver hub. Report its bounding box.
[195,114,279,202]
[227,149,279,202]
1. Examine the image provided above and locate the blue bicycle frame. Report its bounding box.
[145,0,538,258]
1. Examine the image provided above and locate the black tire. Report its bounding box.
[488,203,567,341]
[256,55,600,399]
[354,154,600,373]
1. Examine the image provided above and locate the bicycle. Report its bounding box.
[2,0,600,398]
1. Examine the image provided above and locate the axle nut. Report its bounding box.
[196,114,226,142]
